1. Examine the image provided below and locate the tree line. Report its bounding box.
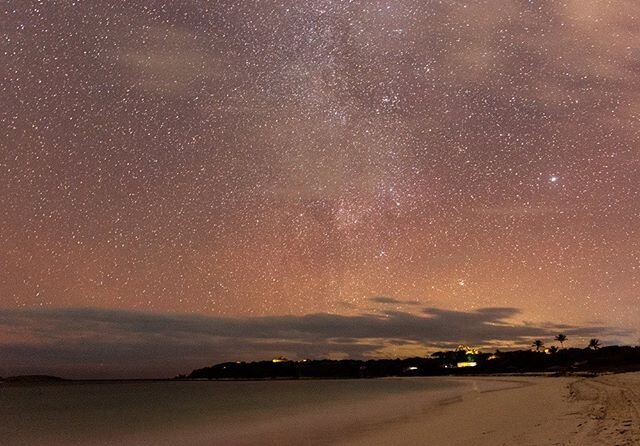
[531,334,600,352]
[183,338,640,380]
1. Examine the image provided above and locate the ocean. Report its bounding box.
[0,377,478,445]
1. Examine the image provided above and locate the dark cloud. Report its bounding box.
[0,307,630,379]
[369,296,419,306]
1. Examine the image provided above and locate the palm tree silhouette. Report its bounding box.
[532,340,544,352]
[588,338,600,350]
[548,346,559,354]
[555,334,567,348]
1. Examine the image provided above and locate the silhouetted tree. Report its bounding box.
[548,346,559,354]
[588,338,601,350]
[555,334,567,348]
[532,340,545,352]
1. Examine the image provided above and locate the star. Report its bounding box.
[1,0,638,359]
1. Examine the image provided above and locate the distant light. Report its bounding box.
[456,361,477,368]
[457,345,479,355]
[408,366,418,371]
[550,176,559,183]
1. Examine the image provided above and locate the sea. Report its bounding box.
[0,377,488,445]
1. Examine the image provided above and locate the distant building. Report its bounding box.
[456,361,478,368]
[456,345,479,368]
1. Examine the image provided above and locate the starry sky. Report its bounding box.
[1,1,639,376]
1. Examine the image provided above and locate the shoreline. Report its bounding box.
[113,376,579,445]
[340,375,580,446]
[0,369,616,385]
[2,374,639,445]
[341,373,640,446]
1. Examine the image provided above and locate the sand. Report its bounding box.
[340,374,640,446]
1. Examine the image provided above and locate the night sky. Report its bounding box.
[1,1,639,377]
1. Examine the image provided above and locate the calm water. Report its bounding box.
[0,378,470,445]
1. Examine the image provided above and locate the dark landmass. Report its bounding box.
[184,346,640,380]
[0,375,67,384]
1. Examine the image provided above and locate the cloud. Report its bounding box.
[0,307,630,379]
[369,296,419,305]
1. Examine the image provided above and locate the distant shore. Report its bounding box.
[0,375,67,384]
[185,346,640,381]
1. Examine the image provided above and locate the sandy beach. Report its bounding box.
[342,374,640,446]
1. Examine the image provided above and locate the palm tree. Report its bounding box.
[548,346,559,354]
[588,338,601,350]
[555,334,567,348]
[532,340,544,352]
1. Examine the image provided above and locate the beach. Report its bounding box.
[344,373,640,446]
[1,374,638,445]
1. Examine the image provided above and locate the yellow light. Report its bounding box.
[456,361,477,368]
[457,345,479,355]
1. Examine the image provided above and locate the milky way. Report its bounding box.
[2,1,639,344]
